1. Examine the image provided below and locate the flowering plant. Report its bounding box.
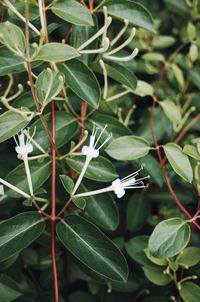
[0,1,199,301]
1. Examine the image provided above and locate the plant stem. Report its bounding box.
[150,95,200,231]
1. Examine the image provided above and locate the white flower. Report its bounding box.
[0,184,4,196]
[13,128,35,196]
[14,129,33,158]
[72,125,112,195]
[74,168,150,199]
[81,125,112,159]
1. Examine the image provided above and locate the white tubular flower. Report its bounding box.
[13,128,35,196]
[72,125,112,195]
[82,125,112,159]
[0,184,4,196]
[14,129,34,158]
[74,168,150,199]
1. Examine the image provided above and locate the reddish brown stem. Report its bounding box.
[51,100,59,301]
[150,95,200,231]
[89,0,94,12]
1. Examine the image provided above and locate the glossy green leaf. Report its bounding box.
[0,254,19,271]
[66,156,118,182]
[140,154,164,187]
[33,43,79,62]
[126,193,149,232]
[0,274,22,301]
[51,0,93,26]
[58,61,101,109]
[177,247,200,267]
[148,218,191,258]
[5,159,51,198]
[57,215,128,282]
[183,145,200,161]
[104,0,155,32]
[125,236,153,267]
[0,212,45,262]
[31,112,79,153]
[0,22,25,55]
[0,48,41,76]
[92,61,137,90]
[144,249,167,266]
[163,143,193,183]
[80,183,119,231]
[160,99,182,124]
[106,135,150,160]
[180,282,200,302]
[36,69,64,105]
[8,0,39,21]
[60,175,74,194]
[143,266,171,286]
[0,111,30,143]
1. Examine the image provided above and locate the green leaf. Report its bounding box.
[125,236,153,267]
[183,145,200,161]
[160,99,182,124]
[58,61,101,109]
[0,22,25,55]
[33,43,79,62]
[57,215,128,282]
[31,112,79,153]
[0,212,45,262]
[8,0,39,21]
[92,61,137,90]
[0,254,19,271]
[148,218,191,258]
[106,135,150,160]
[0,48,41,76]
[80,183,119,231]
[180,282,200,302]
[36,69,64,105]
[152,35,176,48]
[0,111,30,143]
[144,249,168,266]
[0,274,22,301]
[126,193,149,232]
[66,156,118,182]
[60,175,74,194]
[163,143,193,183]
[132,80,154,97]
[142,52,165,62]
[171,63,185,90]
[104,0,155,32]
[177,247,200,267]
[140,154,164,187]
[51,0,93,26]
[142,266,171,286]
[189,67,200,89]
[5,159,51,198]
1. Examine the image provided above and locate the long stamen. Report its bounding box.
[94,125,107,148]
[105,27,136,56]
[97,133,112,150]
[121,167,143,181]
[105,48,139,62]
